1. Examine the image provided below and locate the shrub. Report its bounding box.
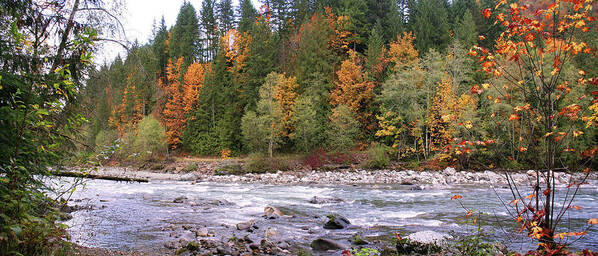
[130,115,168,163]
[244,153,290,174]
[302,149,327,170]
[182,163,197,173]
[214,161,244,175]
[362,144,390,169]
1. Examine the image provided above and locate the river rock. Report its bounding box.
[179,172,199,181]
[236,220,255,231]
[195,227,209,237]
[310,238,348,251]
[323,214,351,229]
[409,185,424,191]
[265,227,280,240]
[442,167,457,176]
[406,230,452,245]
[308,196,344,204]
[173,196,187,203]
[264,206,283,219]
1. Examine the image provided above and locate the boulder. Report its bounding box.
[310,238,348,251]
[308,196,344,204]
[236,220,256,231]
[406,230,452,245]
[323,214,351,229]
[264,206,283,219]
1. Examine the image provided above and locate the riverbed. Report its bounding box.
[54,177,598,254]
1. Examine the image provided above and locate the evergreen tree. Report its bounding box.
[169,2,200,67]
[217,0,235,33]
[366,0,402,42]
[455,9,477,49]
[200,0,218,61]
[336,0,368,52]
[365,23,387,83]
[242,17,278,111]
[152,16,169,84]
[408,0,450,52]
[238,0,257,32]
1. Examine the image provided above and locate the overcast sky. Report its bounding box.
[95,0,260,65]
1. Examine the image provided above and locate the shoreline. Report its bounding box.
[61,165,597,187]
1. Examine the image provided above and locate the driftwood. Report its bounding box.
[52,171,148,183]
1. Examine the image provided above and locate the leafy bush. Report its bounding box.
[130,115,168,163]
[214,161,244,175]
[302,149,328,169]
[182,163,197,173]
[244,153,291,174]
[362,144,390,169]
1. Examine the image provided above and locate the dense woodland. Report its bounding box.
[82,0,597,170]
[1,0,597,254]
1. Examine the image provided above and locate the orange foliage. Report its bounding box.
[330,50,375,127]
[221,29,251,75]
[160,57,185,148]
[182,62,208,113]
[273,74,299,138]
[109,70,144,135]
[388,32,419,70]
[429,77,459,151]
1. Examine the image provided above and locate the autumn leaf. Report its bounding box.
[483,8,492,19]
[509,198,520,205]
[588,218,598,225]
[451,195,463,200]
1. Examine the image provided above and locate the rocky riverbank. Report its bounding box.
[65,165,597,187]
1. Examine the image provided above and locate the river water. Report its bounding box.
[54,178,598,253]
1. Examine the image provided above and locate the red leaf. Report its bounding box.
[451,195,463,200]
[483,8,492,19]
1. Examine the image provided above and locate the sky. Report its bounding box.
[95,0,261,65]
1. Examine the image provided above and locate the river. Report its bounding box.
[53,177,598,254]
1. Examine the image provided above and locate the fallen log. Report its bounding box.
[52,171,148,183]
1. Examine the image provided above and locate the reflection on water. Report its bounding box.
[53,178,598,252]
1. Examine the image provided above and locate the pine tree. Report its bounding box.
[217,0,235,33]
[365,24,387,83]
[408,0,450,52]
[455,9,477,49]
[238,0,257,32]
[169,3,200,67]
[242,15,277,110]
[200,0,218,61]
[152,16,169,85]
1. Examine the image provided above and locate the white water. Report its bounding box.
[53,178,598,252]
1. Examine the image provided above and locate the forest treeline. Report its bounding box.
[82,0,597,169]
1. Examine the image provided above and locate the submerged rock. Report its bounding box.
[173,196,187,203]
[308,196,344,204]
[310,238,348,251]
[323,214,351,229]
